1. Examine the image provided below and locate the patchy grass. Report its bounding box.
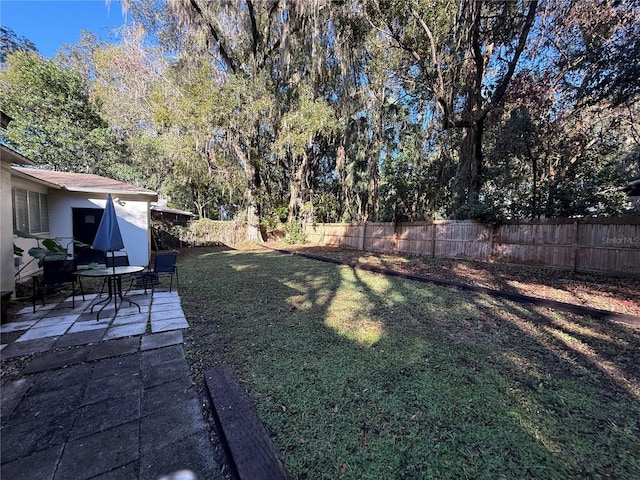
[180,246,640,480]
[285,245,640,316]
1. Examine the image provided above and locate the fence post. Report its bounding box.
[431,222,436,259]
[394,223,399,253]
[571,220,578,272]
[488,224,494,263]
[359,223,366,251]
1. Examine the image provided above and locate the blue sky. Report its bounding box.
[1,0,128,58]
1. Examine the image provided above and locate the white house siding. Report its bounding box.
[10,174,50,284]
[1,158,14,293]
[48,191,152,268]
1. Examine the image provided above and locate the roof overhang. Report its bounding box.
[151,204,196,216]
[1,144,35,166]
[10,165,59,188]
[0,111,12,129]
[60,186,158,200]
[10,166,158,201]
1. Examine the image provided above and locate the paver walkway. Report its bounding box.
[1,290,230,480]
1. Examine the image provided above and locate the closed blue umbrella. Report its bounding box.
[93,194,124,270]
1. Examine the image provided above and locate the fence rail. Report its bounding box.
[305,218,640,276]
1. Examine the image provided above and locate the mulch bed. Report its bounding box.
[274,244,640,317]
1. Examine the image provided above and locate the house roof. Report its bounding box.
[1,144,35,166]
[1,111,12,129]
[151,203,196,217]
[623,179,640,197]
[11,166,158,199]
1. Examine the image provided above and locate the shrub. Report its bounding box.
[283,220,306,244]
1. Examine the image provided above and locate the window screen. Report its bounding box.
[12,188,28,233]
[12,187,49,234]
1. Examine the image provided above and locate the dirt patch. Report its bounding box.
[274,243,640,317]
[1,354,34,384]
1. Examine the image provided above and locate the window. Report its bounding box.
[12,187,49,235]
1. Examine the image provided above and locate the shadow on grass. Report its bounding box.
[178,247,640,479]
[292,245,640,317]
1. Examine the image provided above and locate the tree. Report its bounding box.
[7,0,630,228]
[0,50,127,175]
[274,83,338,222]
[155,0,364,238]
[367,0,538,216]
[0,26,37,63]
[150,60,246,217]
[88,24,174,190]
[147,0,281,240]
[547,0,640,108]
[56,30,106,83]
[480,68,639,220]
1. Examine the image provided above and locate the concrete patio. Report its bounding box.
[0,288,231,480]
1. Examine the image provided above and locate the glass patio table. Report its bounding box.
[79,265,145,320]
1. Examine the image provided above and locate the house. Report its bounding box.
[4,165,158,295]
[151,201,196,226]
[1,110,34,296]
[623,178,640,197]
[621,178,640,211]
[1,144,34,296]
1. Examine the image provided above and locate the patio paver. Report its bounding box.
[140,330,184,351]
[0,288,231,480]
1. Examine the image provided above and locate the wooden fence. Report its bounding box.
[304,217,640,276]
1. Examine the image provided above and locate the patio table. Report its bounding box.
[79,265,145,320]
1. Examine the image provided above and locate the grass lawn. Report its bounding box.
[179,246,640,480]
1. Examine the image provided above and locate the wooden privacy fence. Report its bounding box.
[305,217,640,276]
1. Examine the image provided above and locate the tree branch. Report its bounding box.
[246,0,260,62]
[485,0,538,114]
[410,7,455,128]
[189,0,237,73]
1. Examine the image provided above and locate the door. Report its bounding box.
[72,208,104,246]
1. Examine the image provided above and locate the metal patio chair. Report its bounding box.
[101,251,147,295]
[33,258,85,313]
[150,251,179,293]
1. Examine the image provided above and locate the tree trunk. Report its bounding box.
[234,144,262,242]
[452,117,484,213]
[366,159,379,222]
[336,142,352,221]
[244,160,262,241]
[288,154,307,222]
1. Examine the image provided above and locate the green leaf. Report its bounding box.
[42,238,67,253]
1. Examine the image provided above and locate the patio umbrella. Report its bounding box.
[92,194,124,271]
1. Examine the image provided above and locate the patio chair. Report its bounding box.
[76,247,105,268]
[101,251,147,295]
[33,258,85,313]
[151,251,179,293]
[104,250,130,268]
[75,247,104,294]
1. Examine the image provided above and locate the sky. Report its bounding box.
[1,0,129,58]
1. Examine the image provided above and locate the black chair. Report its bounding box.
[76,247,105,268]
[100,251,147,296]
[33,258,85,313]
[104,251,130,268]
[75,248,104,294]
[151,251,179,293]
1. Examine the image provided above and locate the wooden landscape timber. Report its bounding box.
[205,366,290,480]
